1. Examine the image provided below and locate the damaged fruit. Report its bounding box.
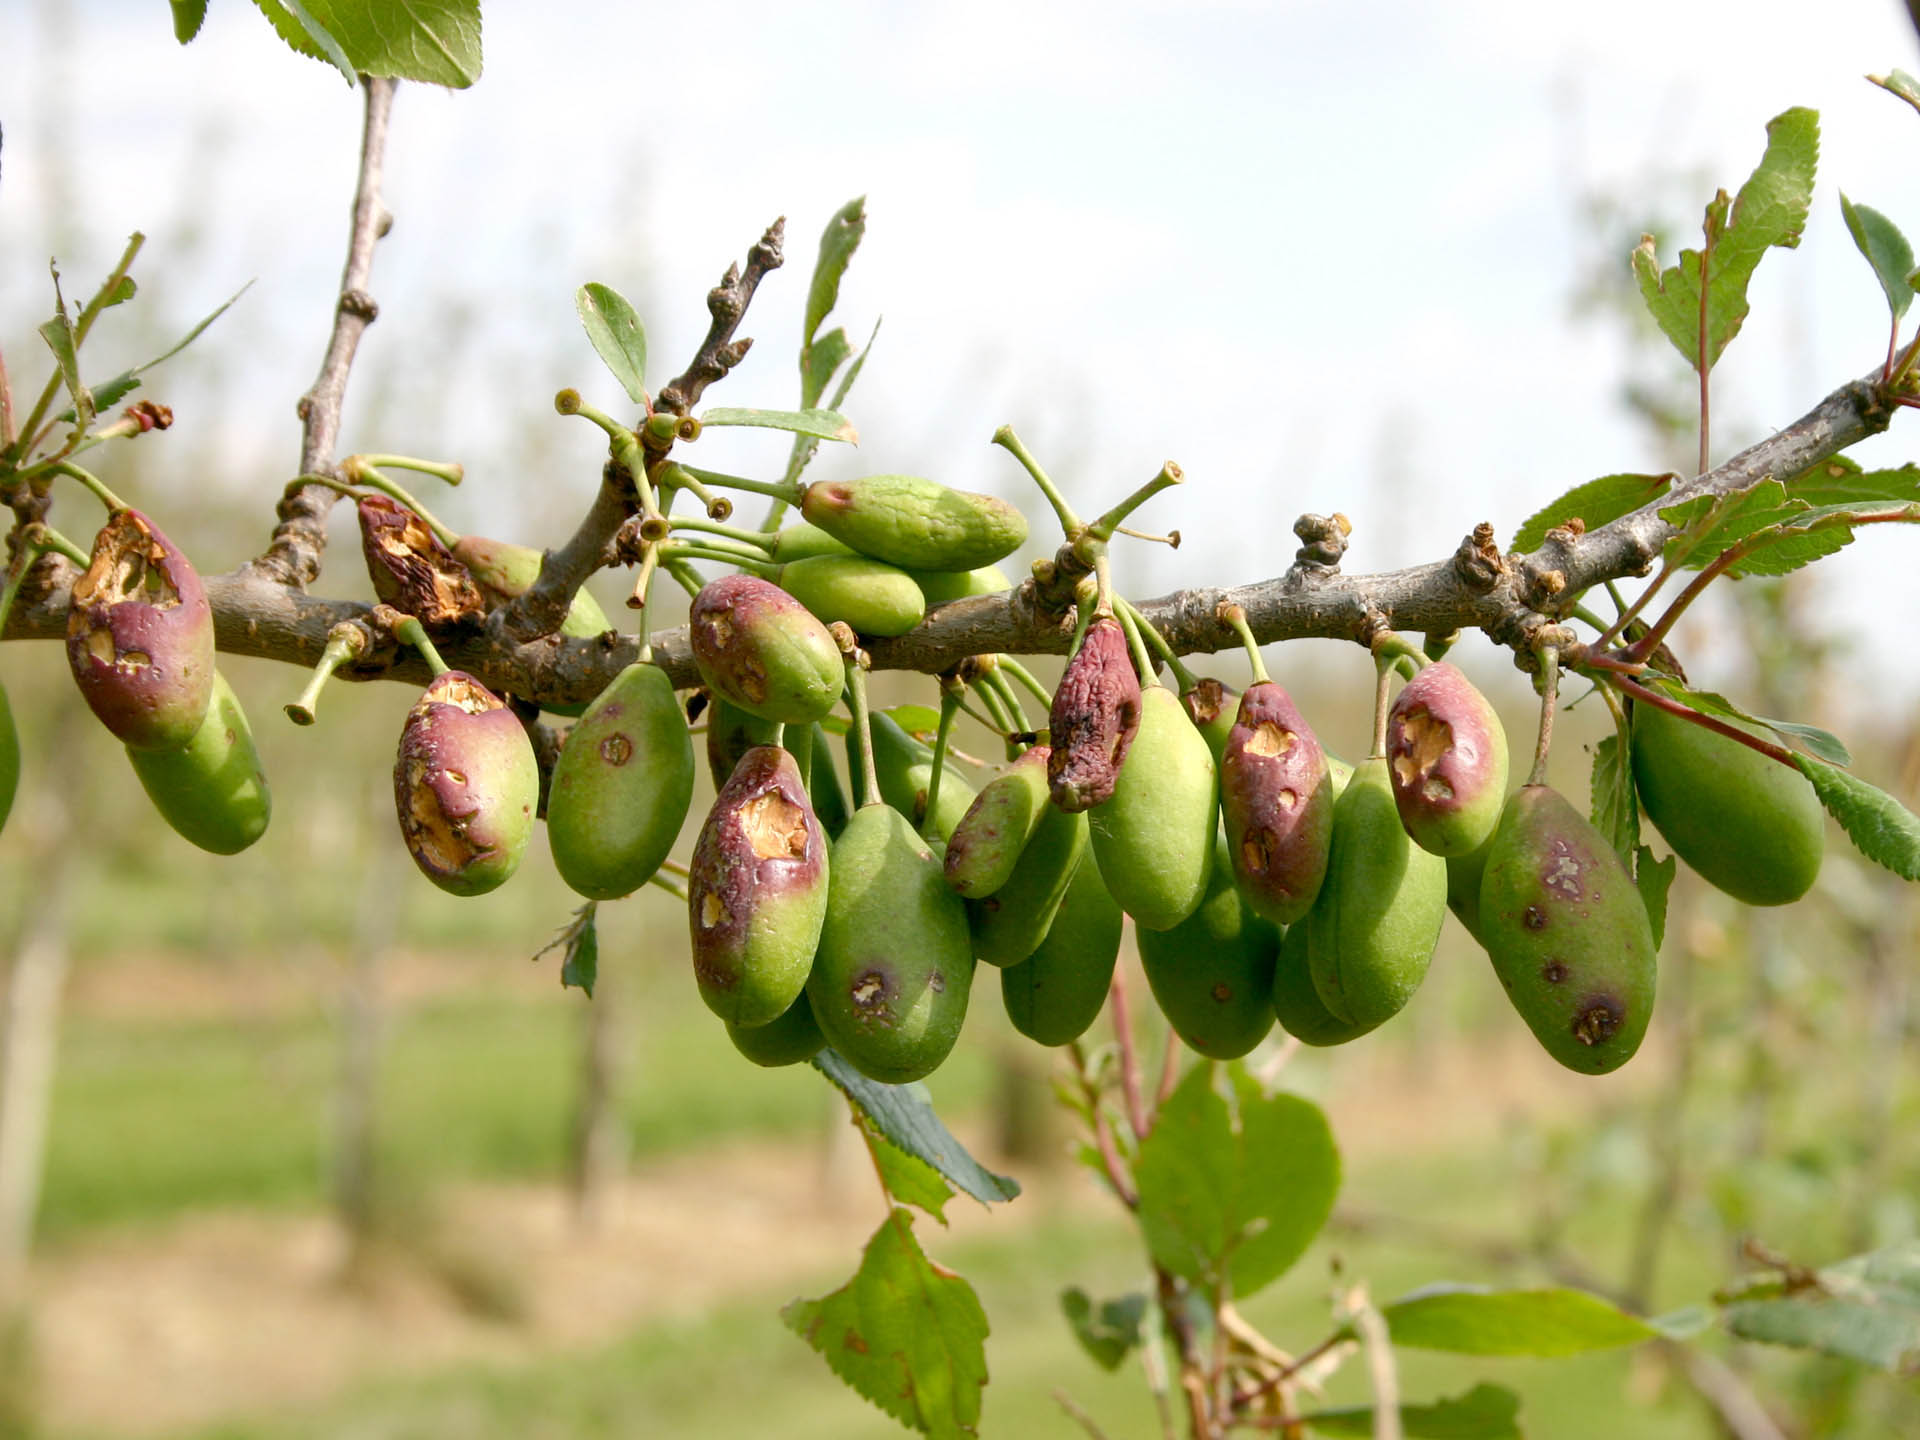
[1049,617,1142,813]
[689,573,844,725]
[1219,680,1334,926]
[126,669,271,854]
[1385,662,1509,857]
[392,671,538,896]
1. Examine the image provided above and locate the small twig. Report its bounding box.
[1109,970,1151,1141]
[1053,1389,1115,1440]
[654,220,786,416]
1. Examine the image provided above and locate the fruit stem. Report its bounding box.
[837,627,882,809]
[981,664,1032,738]
[662,556,706,599]
[346,462,462,548]
[352,454,464,487]
[657,462,736,522]
[674,463,801,505]
[1119,595,1197,691]
[646,870,691,903]
[284,622,370,726]
[659,538,778,575]
[921,687,962,842]
[664,514,778,555]
[1370,652,1395,759]
[1086,461,1183,543]
[1113,599,1160,689]
[49,460,128,514]
[1218,602,1272,687]
[1113,524,1180,548]
[1611,673,1799,768]
[992,425,1084,538]
[997,656,1054,710]
[1527,646,1559,787]
[1369,631,1430,673]
[629,546,660,659]
[389,613,451,677]
[1422,630,1458,663]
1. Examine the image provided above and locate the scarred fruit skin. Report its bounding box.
[808,804,975,1084]
[1181,678,1239,769]
[776,554,926,637]
[1089,686,1216,931]
[1306,757,1446,1029]
[1220,681,1334,926]
[1139,831,1280,1060]
[1385,662,1509,857]
[547,662,695,901]
[356,496,485,631]
[1270,918,1376,1047]
[66,508,215,751]
[946,745,1052,899]
[970,799,1088,967]
[1000,852,1122,1046]
[688,745,830,1027]
[689,573,843,725]
[1630,702,1823,907]
[1049,618,1142,813]
[726,990,827,1067]
[799,474,1028,572]
[393,672,538,896]
[1478,785,1656,1075]
[125,669,270,854]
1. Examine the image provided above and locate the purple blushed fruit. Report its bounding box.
[1220,680,1334,926]
[1385,662,1509,857]
[66,508,215,750]
[1048,617,1141,813]
[393,672,538,896]
[689,573,844,725]
[945,744,1052,898]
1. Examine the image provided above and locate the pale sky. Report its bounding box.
[5,0,1920,717]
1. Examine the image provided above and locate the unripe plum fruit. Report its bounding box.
[689,573,844,726]
[393,671,537,896]
[1385,662,1509,856]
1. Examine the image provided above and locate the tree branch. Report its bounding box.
[249,75,398,589]
[653,220,785,416]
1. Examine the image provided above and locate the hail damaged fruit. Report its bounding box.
[687,745,830,1028]
[392,671,538,896]
[689,573,844,725]
[1385,662,1509,857]
[1048,617,1142,813]
[1219,680,1334,926]
[356,495,485,631]
[66,508,216,751]
[1477,785,1656,1075]
[945,744,1053,899]
[126,669,271,854]
[1181,676,1239,768]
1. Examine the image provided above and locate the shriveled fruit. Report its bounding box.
[866,710,976,840]
[799,474,1027,572]
[808,803,974,1083]
[970,800,1088,967]
[1049,617,1142,813]
[356,496,485,631]
[1478,785,1656,1074]
[776,553,925,637]
[393,671,538,896]
[1306,757,1446,1029]
[1270,918,1376,1047]
[1000,853,1122,1046]
[546,662,694,900]
[1139,830,1279,1060]
[688,745,830,1027]
[1220,681,1334,926]
[1089,686,1216,931]
[1385,662,1508,856]
[66,508,215,750]
[946,745,1052,898]
[726,990,827,1068]
[1630,701,1823,906]
[689,573,843,725]
[126,670,270,854]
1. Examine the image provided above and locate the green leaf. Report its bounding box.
[531,902,599,997]
[1751,716,1851,767]
[883,704,944,741]
[1634,846,1675,952]
[1840,193,1916,320]
[252,0,483,88]
[1793,756,1920,881]
[1870,69,1920,121]
[1381,1286,1658,1356]
[861,1115,955,1224]
[55,281,252,426]
[1637,680,1851,765]
[813,1050,1020,1205]
[801,327,853,413]
[1302,1384,1523,1439]
[1134,1064,1339,1297]
[1649,1304,1715,1341]
[1784,455,1920,507]
[1658,479,1919,580]
[1589,732,1638,867]
[1511,473,1673,553]
[1722,1242,1920,1371]
[700,406,859,444]
[171,0,210,42]
[782,1209,989,1440]
[575,283,648,406]
[38,264,91,436]
[251,0,357,85]
[1630,108,1818,374]
[1059,1287,1147,1372]
[805,197,868,350]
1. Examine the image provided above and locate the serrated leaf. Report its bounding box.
[1638,681,1851,765]
[1512,473,1673,553]
[1302,1383,1523,1439]
[172,0,210,42]
[1841,193,1916,320]
[1870,69,1920,120]
[1060,1287,1147,1372]
[805,197,868,350]
[862,1115,955,1224]
[1794,756,1920,881]
[700,406,858,443]
[54,281,252,426]
[782,1209,988,1439]
[1658,479,1801,569]
[251,0,357,84]
[813,1050,1020,1205]
[1723,1242,1920,1371]
[1634,846,1675,951]
[1134,1064,1339,1297]
[576,283,648,406]
[1751,716,1852,767]
[1784,455,1920,507]
[1590,733,1638,866]
[1630,108,1818,374]
[252,0,483,88]
[1381,1286,1658,1356]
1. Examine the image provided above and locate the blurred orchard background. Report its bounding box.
[2,0,1920,1435]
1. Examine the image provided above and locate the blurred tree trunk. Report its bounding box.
[334,779,394,1270]
[569,956,627,1229]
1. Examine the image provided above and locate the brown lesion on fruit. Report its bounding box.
[699,893,728,929]
[1242,828,1275,876]
[742,790,809,860]
[431,676,499,717]
[1523,905,1547,930]
[402,762,480,875]
[1540,959,1568,984]
[929,970,946,994]
[1390,705,1452,788]
[1183,677,1228,728]
[1540,840,1584,902]
[74,511,185,612]
[1211,982,1233,1003]
[1571,995,1624,1047]
[598,733,634,766]
[850,970,890,1014]
[1245,722,1296,758]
